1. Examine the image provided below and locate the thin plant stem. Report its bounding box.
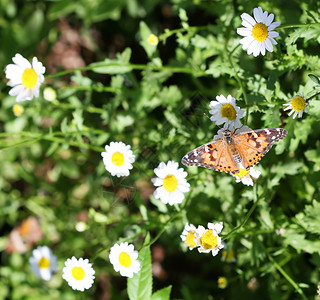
[226,46,249,124]
[222,183,259,241]
[266,253,308,300]
[278,23,320,30]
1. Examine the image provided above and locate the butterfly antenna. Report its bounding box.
[203,113,210,119]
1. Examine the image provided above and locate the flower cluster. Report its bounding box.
[180,222,224,257]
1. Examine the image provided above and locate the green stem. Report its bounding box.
[159,25,209,41]
[306,91,320,101]
[50,101,106,114]
[278,23,320,30]
[226,45,249,124]
[222,184,259,240]
[266,253,308,300]
[45,62,208,79]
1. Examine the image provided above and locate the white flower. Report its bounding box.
[5,53,45,102]
[29,246,57,281]
[232,166,261,186]
[195,222,224,256]
[62,257,95,291]
[209,95,244,128]
[109,242,141,278]
[151,160,190,206]
[180,223,198,250]
[283,92,308,119]
[101,141,135,177]
[237,6,280,57]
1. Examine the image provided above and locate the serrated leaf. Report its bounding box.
[127,246,152,300]
[295,200,320,234]
[151,286,172,300]
[90,48,132,74]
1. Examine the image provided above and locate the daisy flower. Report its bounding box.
[62,257,95,291]
[209,95,244,128]
[147,34,159,46]
[195,222,224,256]
[237,6,280,57]
[109,242,141,278]
[5,53,45,102]
[101,141,135,177]
[283,92,308,119]
[180,223,198,250]
[151,161,190,206]
[29,246,57,281]
[232,166,261,186]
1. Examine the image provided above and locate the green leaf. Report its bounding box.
[296,200,320,234]
[90,48,132,74]
[139,21,158,58]
[151,286,172,300]
[308,74,320,85]
[127,246,152,300]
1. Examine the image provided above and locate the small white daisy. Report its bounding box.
[283,92,308,119]
[101,141,135,177]
[5,53,45,102]
[195,222,224,256]
[209,95,244,128]
[151,160,190,206]
[232,166,261,186]
[180,223,198,250]
[237,6,281,57]
[29,246,57,281]
[109,242,141,278]
[62,257,95,291]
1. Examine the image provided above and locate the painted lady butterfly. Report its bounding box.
[181,128,287,174]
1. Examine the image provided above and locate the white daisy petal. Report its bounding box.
[101,141,135,177]
[62,257,95,291]
[5,53,45,102]
[237,7,280,56]
[109,242,141,278]
[283,93,307,119]
[241,13,256,27]
[151,160,190,206]
[29,246,57,281]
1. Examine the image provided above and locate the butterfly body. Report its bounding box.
[181,128,287,174]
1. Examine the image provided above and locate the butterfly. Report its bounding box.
[181,127,287,174]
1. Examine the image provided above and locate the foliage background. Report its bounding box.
[0,0,320,299]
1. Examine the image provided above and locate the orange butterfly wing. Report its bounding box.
[181,138,240,174]
[234,128,288,170]
[181,128,287,174]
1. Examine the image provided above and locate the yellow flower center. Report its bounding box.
[186,231,197,248]
[112,152,125,166]
[72,266,85,281]
[252,23,268,42]
[218,277,228,289]
[147,34,159,46]
[163,174,178,192]
[38,257,50,269]
[234,169,249,178]
[222,249,235,262]
[13,104,24,117]
[220,104,236,120]
[291,96,306,111]
[200,229,217,249]
[119,252,132,267]
[21,68,38,89]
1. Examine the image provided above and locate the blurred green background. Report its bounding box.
[0,0,320,299]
